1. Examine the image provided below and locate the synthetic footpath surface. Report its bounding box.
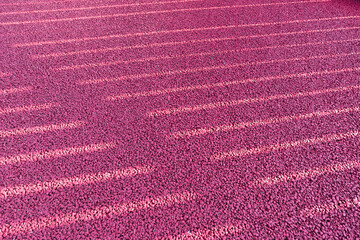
[0,0,359,239]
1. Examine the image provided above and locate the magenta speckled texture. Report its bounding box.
[1,0,360,239]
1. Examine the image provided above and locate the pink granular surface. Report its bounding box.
[0,0,359,239]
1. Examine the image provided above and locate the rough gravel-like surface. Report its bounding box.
[0,0,359,239]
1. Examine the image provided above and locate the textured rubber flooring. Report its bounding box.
[0,0,360,239]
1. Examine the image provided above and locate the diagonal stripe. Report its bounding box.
[0,192,196,237]
[55,38,360,71]
[252,159,360,186]
[0,0,199,16]
[0,0,84,7]
[81,51,360,85]
[107,67,360,100]
[211,131,359,161]
[0,142,116,166]
[0,86,32,95]
[0,121,85,138]
[301,197,360,217]
[35,25,360,58]
[15,15,360,47]
[0,103,57,115]
[170,106,360,138]
[0,0,330,26]
[147,84,360,117]
[0,166,154,198]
